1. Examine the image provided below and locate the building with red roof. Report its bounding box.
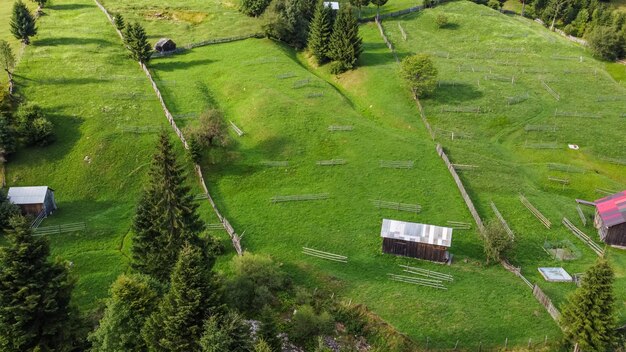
[594,190,626,246]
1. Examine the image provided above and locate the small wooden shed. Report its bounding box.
[594,191,626,246]
[380,219,453,263]
[8,186,57,217]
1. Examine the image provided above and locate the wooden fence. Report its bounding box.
[94,0,243,256]
[374,18,399,63]
[436,144,485,234]
[151,33,264,58]
[533,284,562,321]
[361,4,424,22]
[34,222,86,236]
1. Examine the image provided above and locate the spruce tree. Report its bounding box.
[200,312,254,352]
[32,0,47,8]
[88,274,161,352]
[258,306,282,352]
[0,189,19,231]
[124,22,152,63]
[327,7,363,74]
[0,216,79,351]
[142,243,223,351]
[113,13,125,32]
[131,130,206,282]
[10,0,37,45]
[561,258,617,352]
[307,1,335,64]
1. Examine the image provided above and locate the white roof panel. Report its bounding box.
[7,186,50,205]
[381,219,453,247]
[323,1,340,9]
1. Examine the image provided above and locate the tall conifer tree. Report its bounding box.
[561,258,617,351]
[308,1,335,64]
[88,274,161,352]
[0,216,79,351]
[124,22,152,63]
[10,0,37,45]
[131,131,206,282]
[327,7,363,73]
[142,243,222,351]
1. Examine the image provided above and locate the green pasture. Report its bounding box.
[150,36,561,347]
[381,0,626,317]
[2,0,219,309]
[97,0,262,46]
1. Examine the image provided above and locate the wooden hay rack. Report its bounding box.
[302,247,347,263]
[519,194,551,229]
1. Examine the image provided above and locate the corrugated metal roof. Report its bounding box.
[381,219,453,247]
[7,186,51,205]
[595,191,626,228]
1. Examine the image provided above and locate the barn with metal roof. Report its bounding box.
[380,219,453,263]
[594,190,626,246]
[7,186,57,217]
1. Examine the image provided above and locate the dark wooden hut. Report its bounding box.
[8,186,57,217]
[594,191,626,246]
[380,219,453,263]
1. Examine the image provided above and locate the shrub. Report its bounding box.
[435,13,449,28]
[113,13,125,31]
[15,104,54,147]
[226,253,288,314]
[483,220,513,264]
[240,0,272,17]
[289,305,334,348]
[586,25,624,61]
[399,54,438,98]
[487,0,501,10]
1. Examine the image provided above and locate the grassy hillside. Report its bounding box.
[150,37,561,348]
[97,0,262,46]
[2,0,218,309]
[381,1,626,315]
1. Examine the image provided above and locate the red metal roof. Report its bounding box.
[595,191,626,228]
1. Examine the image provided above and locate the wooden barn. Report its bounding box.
[8,186,57,217]
[594,191,626,246]
[380,219,453,263]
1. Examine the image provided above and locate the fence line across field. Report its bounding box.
[446,221,471,229]
[562,217,604,256]
[316,159,346,166]
[261,161,289,167]
[379,160,414,169]
[271,194,329,203]
[576,205,587,226]
[399,264,453,281]
[388,273,447,290]
[372,200,421,213]
[34,222,86,236]
[302,247,347,263]
[328,125,354,131]
[519,194,551,228]
[490,201,515,240]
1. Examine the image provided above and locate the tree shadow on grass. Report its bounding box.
[149,58,215,72]
[6,111,83,167]
[34,37,115,47]
[429,84,484,104]
[47,3,94,11]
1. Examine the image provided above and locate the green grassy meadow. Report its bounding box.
[2,0,625,348]
[381,0,626,317]
[98,0,262,46]
[150,36,562,347]
[1,0,219,309]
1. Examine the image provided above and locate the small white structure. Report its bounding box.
[8,186,57,216]
[538,267,573,282]
[323,1,340,10]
